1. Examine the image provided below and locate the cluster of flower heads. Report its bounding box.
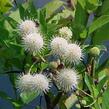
[19,20,44,53]
[51,28,83,64]
[16,73,50,94]
[17,19,83,94]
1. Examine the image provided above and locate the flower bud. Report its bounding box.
[81,100,87,105]
[89,47,100,57]
[75,104,81,108]
[56,59,61,66]
[49,61,58,69]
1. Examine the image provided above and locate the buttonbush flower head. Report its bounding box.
[22,33,44,53]
[50,37,68,57]
[19,20,37,35]
[59,27,72,40]
[56,68,79,92]
[64,43,83,64]
[33,74,50,94]
[16,73,50,94]
[16,74,34,92]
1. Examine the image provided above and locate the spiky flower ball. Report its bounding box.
[16,74,34,92]
[16,73,50,94]
[22,33,44,53]
[56,68,78,92]
[19,20,37,35]
[50,37,68,57]
[33,74,50,94]
[64,43,83,64]
[59,27,72,40]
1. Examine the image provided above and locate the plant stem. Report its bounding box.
[22,51,28,73]
[13,0,17,6]
[44,92,63,109]
[39,96,42,108]
[77,88,93,99]
[52,92,63,108]
[44,93,52,109]
[91,58,101,109]
[91,57,96,80]
[84,100,96,108]
[28,61,38,74]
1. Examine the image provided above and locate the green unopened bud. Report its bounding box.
[75,104,81,108]
[49,61,58,69]
[81,100,87,105]
[56,59,61,66]
[89,47,100,57]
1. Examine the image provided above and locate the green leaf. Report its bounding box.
[100,0,109,15]
[0,0,12,14]
[0,91,12,101]
[5,16,19,29]
[102,88,109,109]
[12,100,23,109]
[73,0,88,39]
[75,1,88,25]
[19,5,26,20]
[59,102,67,109]
[0,28,9,40]
[86,0,101,13]
[49,9,74,23]
[9,9,22,23]
[65,94,77,109]
[35,106,41,109]
[88,15,109,35]
[44,0,64,18]
[97,76,108,92]
[92,86,99,97]
[20,92,39,104]
[93,23,109,44]
[84,73,93,93]
[21,0,37,19]
[77,0,86,9]
[38,9,47,35]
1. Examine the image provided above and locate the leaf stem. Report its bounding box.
[77,88,93,99]
[28,61,38,74]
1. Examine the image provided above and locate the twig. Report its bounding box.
[28,61,38,74]
[77,88,93,99]
[84,100,96,108]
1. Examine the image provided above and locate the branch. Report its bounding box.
[52,91,63,108]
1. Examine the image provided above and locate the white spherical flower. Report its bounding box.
[16,74,34,92]
[16,73,50,94]
[59,27,72,40]
[22,33,44,53]
[33,74,50,94]
[64,43,83,64]
[51,37,68,57]
[19,20,37,35]
[56,68,78,92]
